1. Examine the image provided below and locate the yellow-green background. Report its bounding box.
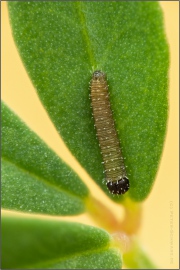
[2,1,179,269]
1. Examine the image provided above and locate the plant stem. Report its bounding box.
[85,195,142,235]
[120,197,142,235]
[123,237,157,269]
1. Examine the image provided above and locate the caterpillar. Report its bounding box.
[90,70,129,195]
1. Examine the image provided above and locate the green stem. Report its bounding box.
[85,195,120,232]
[123,237,157,269]
[86,195,157,268]
[121,197,142,235]
[85,195,142,235]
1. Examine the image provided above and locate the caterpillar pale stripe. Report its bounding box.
[90,70,129,195]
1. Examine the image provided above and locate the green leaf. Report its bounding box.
[2,215,122,269]
[8,2,169,201]
[2,102,89,215]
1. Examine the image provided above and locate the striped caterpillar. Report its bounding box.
[90,70,129,195]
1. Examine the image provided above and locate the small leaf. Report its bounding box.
[2,102,89,215]
[8,2,169,201]
[49,249,122,269]
[2,215,122,269]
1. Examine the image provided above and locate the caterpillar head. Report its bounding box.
[107,177,129,195]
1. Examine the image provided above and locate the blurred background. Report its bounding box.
[2,1,179,269]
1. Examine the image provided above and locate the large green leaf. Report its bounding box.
[8,2,169,201]
[2,216,122,269]
[2,102,89,215]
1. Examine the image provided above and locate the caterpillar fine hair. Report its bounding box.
[90,70,129,195]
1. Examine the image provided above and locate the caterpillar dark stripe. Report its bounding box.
[90,70,129,195]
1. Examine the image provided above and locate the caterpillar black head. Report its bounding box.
[107,177,129,195]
